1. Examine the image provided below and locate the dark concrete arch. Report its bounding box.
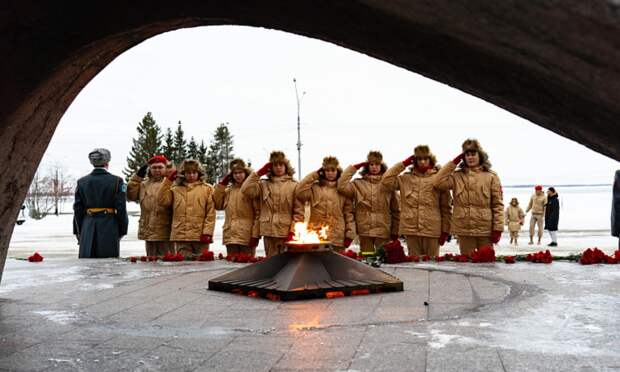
[1,1,619,281]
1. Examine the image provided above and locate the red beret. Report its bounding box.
[535,185,543,191]
[148,155,168,164]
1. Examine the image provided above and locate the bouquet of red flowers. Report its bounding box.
[197,250,214,261]
[471,246,496,263]
[526,250,553,264]
[382,240,407,264]
[226,252,257,263]
[27,252,44,262]
[163,252,185,262]
[579,247,618,265]
[340,249,359,260]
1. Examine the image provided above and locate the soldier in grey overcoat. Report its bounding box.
[73,148,128,258]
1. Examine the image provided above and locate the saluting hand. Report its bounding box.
[402,155,415,167]
[257,162,272,177]
[452,153,464,165]
[353,161,368,170]
[137,164,149,178]
[167,169,177,182]
[219,173,232,186]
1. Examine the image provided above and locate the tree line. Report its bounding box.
[123,112,236,184]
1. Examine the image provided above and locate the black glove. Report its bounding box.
[137,164,149,178]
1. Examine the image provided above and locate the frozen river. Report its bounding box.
[7,185,618,258]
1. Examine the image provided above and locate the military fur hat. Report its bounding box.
[268,150,295,177]
[229,158,247,172]
[322,156,340,170]
[88,148,111,167]
[413,145,437,166]
[460,138,492,171]
[366,151,383,164]
[178,159,204,179]
[361,151,387,176]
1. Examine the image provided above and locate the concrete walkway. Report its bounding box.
[0,258,618,371]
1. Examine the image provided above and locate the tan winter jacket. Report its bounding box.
[296,172,356,247]
[505,205,525,232]
[382,163,452,238]
[241,172,304,238]
[213,182,260,246]
[127,175,172,241]
[337,165,400,239]
[526,193,547,215]
[156,178,216,241]
[434,161,504,236]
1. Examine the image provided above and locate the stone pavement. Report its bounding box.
[0,258,618,371]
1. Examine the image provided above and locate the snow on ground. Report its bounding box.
[7,185,618,258]
[7,213,618,259]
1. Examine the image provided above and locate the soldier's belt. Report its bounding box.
[86,208,115,215]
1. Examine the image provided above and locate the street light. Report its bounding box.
[293,78,306,179]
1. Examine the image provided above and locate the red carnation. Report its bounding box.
[504,256,515,264]
[384,240,407,263]
[471,246,495,263]
[130,256,137,263]
[198,250,214,261]
[218,252,224,260]
[27,252,44,262]
[140,256,147,262]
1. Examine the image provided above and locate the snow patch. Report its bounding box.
[33,310,79,325]
[428,330,459,348]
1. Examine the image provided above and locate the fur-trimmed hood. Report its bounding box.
[409,164,441,176]
[228,158,251,185]
[268,151,295,178]
[360,150,387,176]
[319,156,342,185]
[459,138,492,171]
[175,159,207,185]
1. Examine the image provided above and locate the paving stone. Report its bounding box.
[1,258,619,370]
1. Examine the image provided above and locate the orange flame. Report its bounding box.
[292,222,329,243]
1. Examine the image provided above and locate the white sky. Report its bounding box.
[46,26,619,186]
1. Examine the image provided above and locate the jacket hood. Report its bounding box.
[268,151,295,178]
[360,162,387,176]
[175,159,206,185]
[413,145,438,167]
[228,158,251,185]
[459,138,492,171]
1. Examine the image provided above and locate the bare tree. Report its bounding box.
[26,171,54,220]
[48,162,74,216]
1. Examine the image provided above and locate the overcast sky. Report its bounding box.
[46,26,619,186]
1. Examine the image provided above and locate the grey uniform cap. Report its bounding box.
[88,148,111,167]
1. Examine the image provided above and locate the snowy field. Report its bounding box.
[7,185,618,259]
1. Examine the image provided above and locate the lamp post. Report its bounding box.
[293,78,305,180]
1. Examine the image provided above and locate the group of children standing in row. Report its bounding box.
[128,138,531,259]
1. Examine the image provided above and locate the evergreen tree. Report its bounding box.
[204,122,235,183]
[198,140,208,166]
[187,137,199,160]
[172,121,187,166]
[123,112,162,180]
[162,127,175,161]
[205,142,219,184]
